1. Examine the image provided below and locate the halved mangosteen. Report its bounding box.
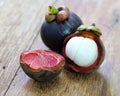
[20,50,65,81]
[41,6,83,53]
[63,24,105,73]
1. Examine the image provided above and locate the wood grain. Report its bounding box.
[0,0,55,96]
[0,0,120,96]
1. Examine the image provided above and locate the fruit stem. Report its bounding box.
[91,23,96,26]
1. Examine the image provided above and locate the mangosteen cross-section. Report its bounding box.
[20,50,65,81]
[63,25,105,73]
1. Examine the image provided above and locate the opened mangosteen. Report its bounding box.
[63,24,105,73]
[41,6,83,53]
[20,50,65,81]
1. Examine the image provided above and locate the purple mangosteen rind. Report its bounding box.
[62,25,105,73]
[41,11,83,53]
[20,50,65,81]
[20,63,62,81]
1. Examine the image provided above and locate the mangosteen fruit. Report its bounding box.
[20,50,65,81]
[41,6,83,53]
[63,24,105,73]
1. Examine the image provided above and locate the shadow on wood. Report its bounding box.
[63,68,112,96]
[21,67,112,96]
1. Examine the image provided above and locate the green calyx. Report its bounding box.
[87,25,102,36]
[77,25,87,31]
[45,6,58,22]
[45,14,55,22]
[77,24,102,37]
[46,6,70,22]
[48,6,59,15]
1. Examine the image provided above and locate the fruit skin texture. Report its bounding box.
[41,12,83,53]
[63,31,105,73]
[20,50,65,81]
[21,64,61,81]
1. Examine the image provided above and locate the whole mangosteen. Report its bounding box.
[41,6,83,53]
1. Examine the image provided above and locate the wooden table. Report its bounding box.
[0,0,120,96]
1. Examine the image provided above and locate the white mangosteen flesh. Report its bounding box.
[65,36,98,67]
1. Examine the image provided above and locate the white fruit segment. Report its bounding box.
[65,36,98,67]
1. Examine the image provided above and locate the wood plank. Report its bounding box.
[3,0,120,96]
[0,0,55,96]
[4,36,111,96]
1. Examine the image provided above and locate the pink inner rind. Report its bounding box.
[20,50,64,71]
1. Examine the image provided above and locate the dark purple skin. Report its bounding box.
[20,64,61,81]
[41,12,83,53]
